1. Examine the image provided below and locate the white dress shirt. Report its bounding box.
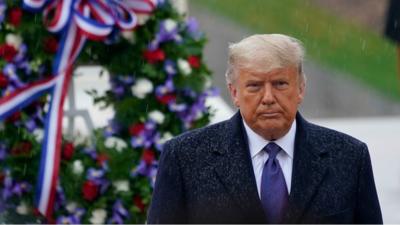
[242,119,296,197]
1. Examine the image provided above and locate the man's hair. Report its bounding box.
[225,34,306,85]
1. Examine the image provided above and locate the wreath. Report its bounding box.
[0,0,216,223]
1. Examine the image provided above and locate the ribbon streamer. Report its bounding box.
[0,0,155,220]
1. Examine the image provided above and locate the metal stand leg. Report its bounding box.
[64,74,95,144]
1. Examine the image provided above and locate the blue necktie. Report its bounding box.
[260,142,289,223]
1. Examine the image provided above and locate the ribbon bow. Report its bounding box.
[0,0,155,220]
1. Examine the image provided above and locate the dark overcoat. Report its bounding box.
[147,112,383,224]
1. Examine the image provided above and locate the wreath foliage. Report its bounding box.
[0,0,216,223]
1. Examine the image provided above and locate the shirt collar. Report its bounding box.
[242,118,296,159]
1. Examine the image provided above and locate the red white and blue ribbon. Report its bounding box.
[0,0,155,220]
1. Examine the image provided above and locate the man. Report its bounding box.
[147,34,383,223]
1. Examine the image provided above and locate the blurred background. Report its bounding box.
[69,0,400,223]
[189,0,400,117]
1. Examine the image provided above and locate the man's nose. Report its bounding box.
[261,84,275,105]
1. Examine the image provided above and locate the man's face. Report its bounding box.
[229,66,305,140]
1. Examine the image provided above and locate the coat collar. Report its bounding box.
[283,112,330,223]
[211,112,266,223]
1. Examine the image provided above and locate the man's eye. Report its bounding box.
[274,81,288,88]
[246,83,260,90]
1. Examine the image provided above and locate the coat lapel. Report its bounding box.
[211,112,266,223]
[283,113,330,223]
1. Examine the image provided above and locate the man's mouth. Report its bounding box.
[259,112,280,118]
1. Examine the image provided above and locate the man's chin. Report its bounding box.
[254,124,284,140]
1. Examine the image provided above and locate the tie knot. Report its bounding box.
[263,142,281,159]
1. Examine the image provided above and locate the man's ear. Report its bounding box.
[228,83,240,107]
[297,81,305,104]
